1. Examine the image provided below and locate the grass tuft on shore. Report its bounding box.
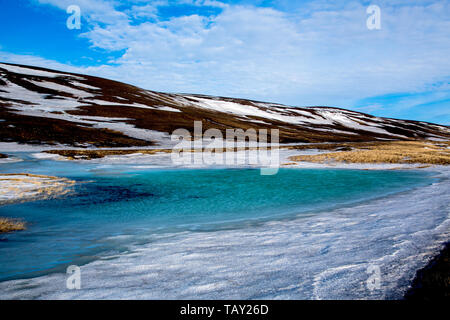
[0,217,26,233]
[290,140,450,165]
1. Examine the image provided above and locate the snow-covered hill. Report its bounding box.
[0,62,449,148]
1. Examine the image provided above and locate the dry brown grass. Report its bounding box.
[45,140,450,164]
[0,173,76,205]
[0,217,25,233]
[46,146,276,160]
[289,140,450,165]
[47,148,172,160]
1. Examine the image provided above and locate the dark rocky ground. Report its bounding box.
[404,242,450,301]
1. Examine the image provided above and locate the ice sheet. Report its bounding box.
[0,168,448,300]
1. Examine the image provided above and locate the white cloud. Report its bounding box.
[35,0,130,24]
[5,0,450,119]
[0,52,86,74]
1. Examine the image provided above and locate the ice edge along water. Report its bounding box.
[0,166,448,300]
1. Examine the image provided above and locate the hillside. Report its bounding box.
[0,62,449,148]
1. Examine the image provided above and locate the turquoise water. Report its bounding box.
[0,159,436,282]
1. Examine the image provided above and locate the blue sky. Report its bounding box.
[0,0,449,124]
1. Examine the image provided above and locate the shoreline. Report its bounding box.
[0,147,448,298]
[0,173,76,205]
[0,165,448,299]
[0,140,446,173]
[0,174,76,234]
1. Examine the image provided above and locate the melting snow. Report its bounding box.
[26,80,94,98]
[0,63,83,79]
